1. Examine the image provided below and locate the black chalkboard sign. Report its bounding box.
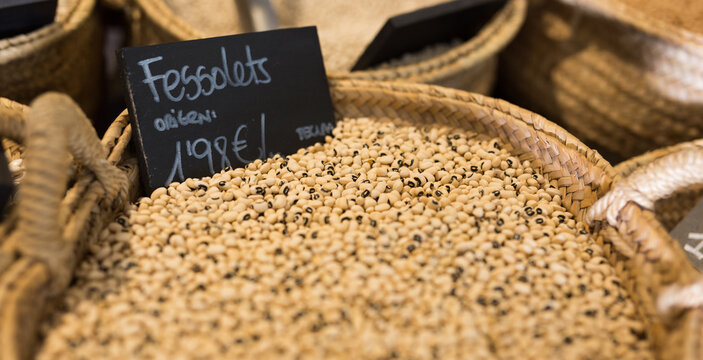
[0,146,13,219]
[0,0,57,39]
[352,0,508,70]
[670,199,703,272]
[119,27,336,192]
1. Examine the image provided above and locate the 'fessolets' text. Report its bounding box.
[138,45,271,103]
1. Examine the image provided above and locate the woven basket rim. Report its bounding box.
[0,0,96,63]
[328,78,616,182]
[132,0,205,41]
[113,78,618,221]
[115,77,617,209]
[501,0,703,160]
[344,0,526,81]
[560,0,703,48]
[132,0,526,79]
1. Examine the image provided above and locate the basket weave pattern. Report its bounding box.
[0,95,137,360]
[342,0,526,94]
[0,0,103,117]
[588,138,703,360]
[615,140,703,230]
[125,0,526,94]
[500,0,703,160]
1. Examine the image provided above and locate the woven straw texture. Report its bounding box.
[0,0,103,118]
[588,138,703,360]
[499,0,703,161]
[271,0,455,71]
[125,0,249,46]
[614,140,703,231]
[0,94,138,360]
[122,0,526,94]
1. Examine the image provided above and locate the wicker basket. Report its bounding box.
[120,0,526,94]
[4,81,702,359]
[499,0,703,161]
[613,139,703,231]
[0,0,104,118]
[0,93,138,360]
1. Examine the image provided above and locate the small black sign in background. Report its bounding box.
[0,0,57,39]
[352,0,508,70]
[0,145,13,219]
[120,27,336,192]
[670,199,703,272]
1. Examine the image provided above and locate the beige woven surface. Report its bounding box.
[589,140,703,335]
[614,140,703,230]
[162,0,242,37]
[561,0,703,47]
[499,0,703,160]
[0,95,137,360]
[619,0,703,34]
[127,0,249,45]
[125,0,526,94]
[0,0,103,118]
[342,0,526,93]
[271,0,448,71]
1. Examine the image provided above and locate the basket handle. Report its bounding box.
[586,143,703,315]
[9,93,128,292]
[586,145,703,226]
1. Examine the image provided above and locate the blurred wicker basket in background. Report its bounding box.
[499,0,703,162]
[0,0,103,118]
[117,0,526,94]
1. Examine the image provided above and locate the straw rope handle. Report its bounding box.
[586,144,703,315]
[586,146,703,226]
[12,93,127,293]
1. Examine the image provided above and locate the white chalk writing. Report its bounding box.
[684,232,703,260]
[165,113,270,186]
[295,122,335,141]
[138,45,271,103]
[153,109,217,132]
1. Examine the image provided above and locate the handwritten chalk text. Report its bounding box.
[165,113,271,185]
[138,45,271,103]
[684,232,703,260]
[153,109,217,132]
[295,122,335,141]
